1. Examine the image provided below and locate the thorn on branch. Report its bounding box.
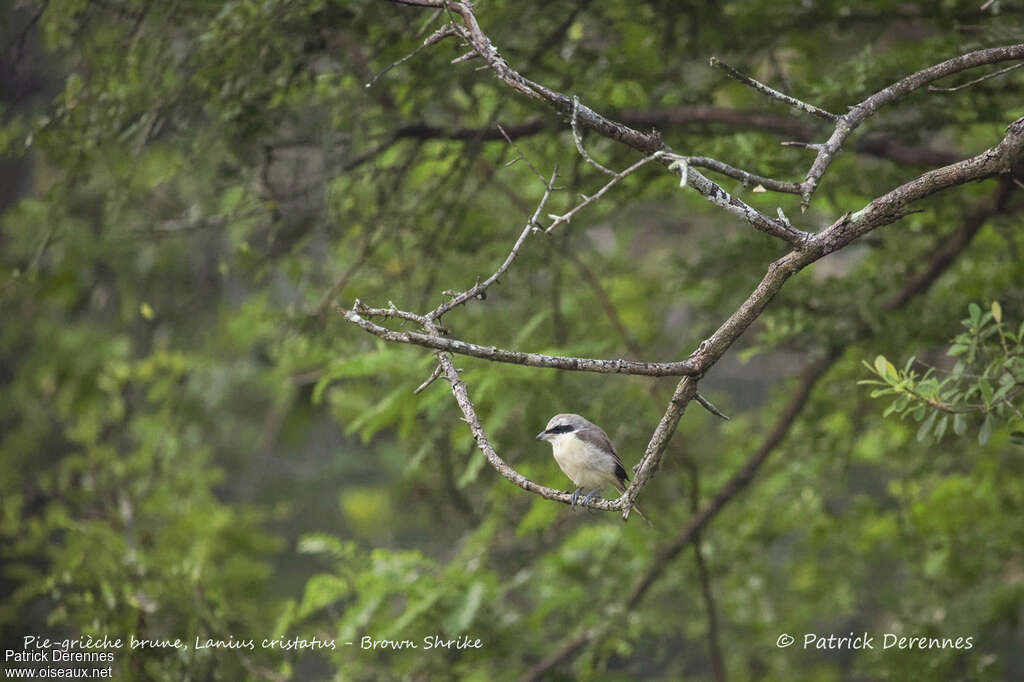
[695,393,730,420]
[777,207,792,228]
[452,50,480,64]
[413,363,445,394]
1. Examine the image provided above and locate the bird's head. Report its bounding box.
[536,413,590,443]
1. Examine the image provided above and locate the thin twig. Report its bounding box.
[413,361,444,394]
[687,155,802,195]
[662,154,811,246]
[799,44,1024,209]
[694,394,730,421]
[709,57,839,123]
[927,62,1024,92]
[365,23,457,88]
[545,153,661,232]
[343,307,701,377]
[497,124,548,184]
[571,96,616,176]
[430,167,558,319]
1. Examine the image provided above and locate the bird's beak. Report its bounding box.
[536,431,548,441]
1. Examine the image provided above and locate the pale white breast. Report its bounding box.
[549,435,618,491]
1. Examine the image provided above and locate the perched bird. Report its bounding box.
[536,413,650,523]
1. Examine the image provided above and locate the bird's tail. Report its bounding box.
[614,482,652,526]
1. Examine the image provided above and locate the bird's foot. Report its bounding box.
[581,489,599,512]
[569,487,583,508]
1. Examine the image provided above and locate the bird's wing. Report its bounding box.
[575,424,629,483]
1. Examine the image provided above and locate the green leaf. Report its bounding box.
[969,302,981,324]
[991,301,1002,324]
[917,410,937,442]
[953,413,967,436]
[978,414,993,446]
[947,344,969,357]
[979,377,993,406]
[934,415,948,441]
[874,355,897,383]
[992,382,1012,402]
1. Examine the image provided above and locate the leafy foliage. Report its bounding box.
[861,302,1024,446]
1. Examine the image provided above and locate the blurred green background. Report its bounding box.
[1,1,1023,680]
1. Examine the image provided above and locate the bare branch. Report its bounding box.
[545,153,661,232]
[928,61,1024,92]
[818,115,1024,250]
[424,318,629,514]
[413,361,444,394]
[343,307,701,377]
[496,123,548,185]
[694,394,730,421]
[709,57,840,122]
[351,300,427,324]
[621,120,1024,508]
[686,155,802,195]
[430,167,557,319]
[662,154,812,246]
[800,44,1024,208]
[388,0,664,152]
[571,96,617,176]
[365,23,457,88]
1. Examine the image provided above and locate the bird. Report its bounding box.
[536,413,650,523]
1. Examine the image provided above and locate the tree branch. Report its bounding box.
[686,155,802,195]
[927,62,1023,92]
[430,167,557,319]
[709,57,840,122]
[342,307,700,377]
[799,44,1024,208]
[663,153,812,247]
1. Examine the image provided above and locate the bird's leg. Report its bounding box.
[581,489,600,511]
[569,487,583,508]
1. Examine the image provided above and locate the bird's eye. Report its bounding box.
[547,424,574,434]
